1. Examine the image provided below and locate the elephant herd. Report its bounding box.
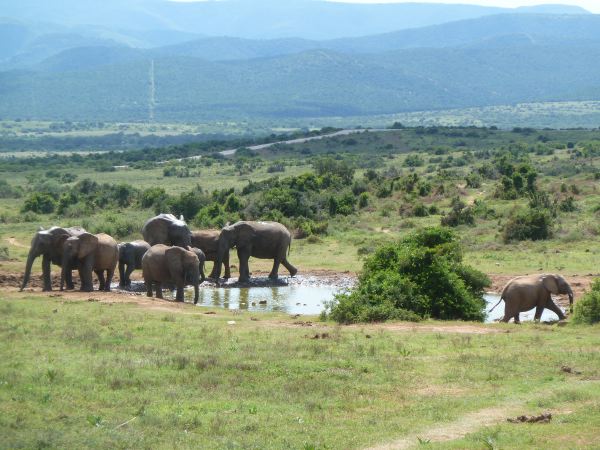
[19,213,574,322]
[20,214,298,304]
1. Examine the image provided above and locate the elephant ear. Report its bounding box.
[542,275,560,294]
[166,247,184,279]
[77,233,99,259]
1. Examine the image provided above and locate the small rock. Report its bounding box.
[204,311,216,315]
[250,317,259,321]
[52,309,58,313]
[258,300,267,305]
[227,321,236,325]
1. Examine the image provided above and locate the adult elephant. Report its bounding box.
[60,233,119,292]
[20,226,86,292]
[214,221,297,283]
[142,214,191,248]
[118,240,151,288]
[142,244,202,303]
[191,230,230,280]
[489,274,573,323]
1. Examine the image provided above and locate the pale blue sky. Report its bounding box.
[173,0,600,14]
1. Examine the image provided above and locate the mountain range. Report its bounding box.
[0,2,599,123]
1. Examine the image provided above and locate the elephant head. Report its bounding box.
[214,222,252,280]
[542,274,574,313]
[21,226,79,291]
[167,246,200,303]
[142,214,191,248]
[60,233,98,291]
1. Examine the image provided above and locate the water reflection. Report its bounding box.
[188,285,339,315]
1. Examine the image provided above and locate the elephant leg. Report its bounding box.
[79,264,94,292]
[96,270,105,291]
[269,259,281,279]
[105,268,114,292]
[124,264,134,287]
[282,258,297,277]
[175,284,184,302]
[42,255,52,291]
[224,253,231,279]
[534,305,544,322]
[501,314,511,323]
[65,265,75,290]
[546,298,566,320]
[118,261,126,287]
[156,282,163,299]
[237,249,250,283]
[146,279,153,297]
[514,313,521,324]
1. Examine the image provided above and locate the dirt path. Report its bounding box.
[5,237,27,248]
[366,394,574,450]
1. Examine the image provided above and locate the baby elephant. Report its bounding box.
[142,245,205,303]
[118,240,151,288]
[490,274,573,323]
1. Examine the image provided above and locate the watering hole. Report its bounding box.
[118,277,564,321]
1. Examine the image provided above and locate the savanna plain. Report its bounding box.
[2,124,600,449]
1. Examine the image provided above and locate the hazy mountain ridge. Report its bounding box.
[2,43,600,121]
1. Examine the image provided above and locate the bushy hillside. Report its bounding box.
[2,43,600,121]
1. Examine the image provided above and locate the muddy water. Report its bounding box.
[484,294,565,323]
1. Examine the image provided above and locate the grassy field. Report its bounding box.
[1,292,600,449]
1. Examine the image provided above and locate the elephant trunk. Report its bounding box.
[60,252,71,291]
[20,250,37,291]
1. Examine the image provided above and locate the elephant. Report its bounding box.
[489,274,573,323]
[214,221,297,283]
[21,226,86,292]
[142,244,202,303]
[191,230,231,280]
[142,214,191,248]
[60,232,119,292]
[118,240,151,288]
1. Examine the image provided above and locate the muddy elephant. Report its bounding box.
[60,233,119,292]
[142,214,191,248]
[489,274,573,323]
[214,221,297,283]
[191,230,230,280]
[118,240,151,288]
[21,226,86,291]
[142,244,201,303]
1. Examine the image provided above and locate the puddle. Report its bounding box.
[190,285,340,315]
[484,294,565,323]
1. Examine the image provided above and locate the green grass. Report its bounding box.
[1,293,600,449]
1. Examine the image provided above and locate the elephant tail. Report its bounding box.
[488,296,504,313]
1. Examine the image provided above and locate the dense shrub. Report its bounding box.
[441,197,474,227]
[0,179,22,198]
[503,208,553,243]
[327,227,489,323]
[22,192,57,214]
[572,279,600,325]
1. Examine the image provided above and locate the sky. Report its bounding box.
[172,0,600,13]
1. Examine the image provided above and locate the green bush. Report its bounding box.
[572,280,600,325]
[441,197,474,227]
[503,207,553,243]
[327,227,489,323]
[22,192,57,214]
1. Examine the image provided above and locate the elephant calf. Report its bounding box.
[490,274,573,323]
[142,244,203,303]
[118,240,151,288]
[60,232,119,292]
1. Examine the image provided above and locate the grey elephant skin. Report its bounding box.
[118,240,151,287]
[21,226,86,291]
[490,274,573,323]
[215,221,297,283]
[142,244,201,303]
[191,230,231,280]
[142,214,191,248]
[60,232,119,292]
